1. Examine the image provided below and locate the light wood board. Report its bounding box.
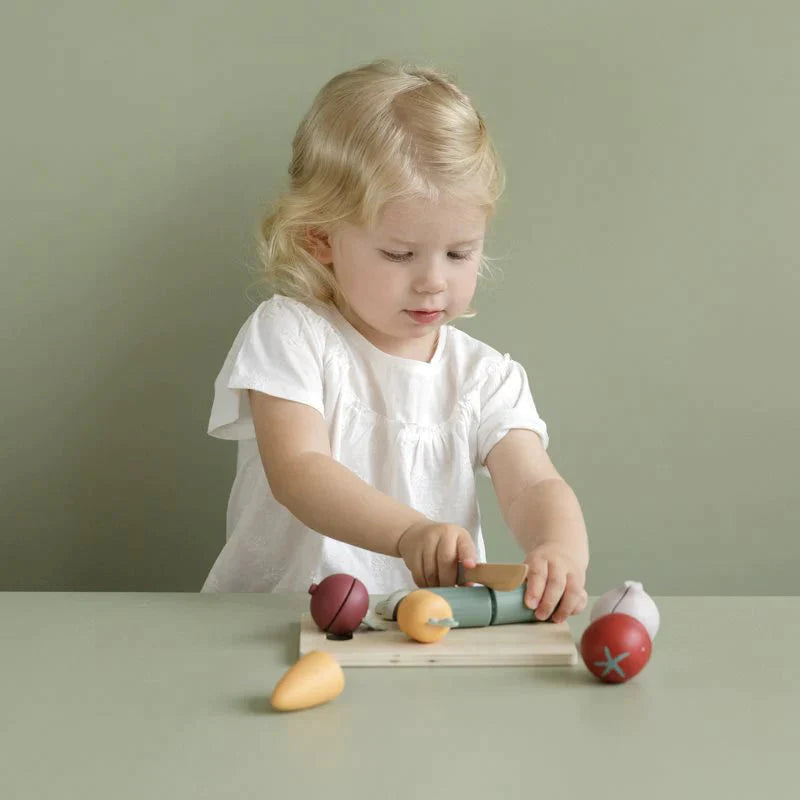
[299,612,578,667]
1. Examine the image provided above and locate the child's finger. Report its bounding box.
[437,535,460,587]
[456,532,477,569]
[421,536,440,587]
[564,582,589,616]
[535,570,567,621]
[550,575,584,623]
[409,555,425,588]
[524,558,548,610]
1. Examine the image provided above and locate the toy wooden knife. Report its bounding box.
[457,562,529,591]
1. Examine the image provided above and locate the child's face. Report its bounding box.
[318,197,487,360]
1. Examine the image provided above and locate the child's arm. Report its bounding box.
[249,390,477,583]
[485,429,589,623]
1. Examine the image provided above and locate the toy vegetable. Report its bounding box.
[308,573,369,635]
[396,589,459,643]
[376,584,541,627]
[270,651,345,711]
[590,580,660,641]
[580,613,652,684]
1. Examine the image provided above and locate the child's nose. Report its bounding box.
[412,260,447,293]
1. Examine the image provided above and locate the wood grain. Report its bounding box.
[460,562,529,591]
[299,612,578,667]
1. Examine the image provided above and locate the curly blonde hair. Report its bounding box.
[252,58,506,316]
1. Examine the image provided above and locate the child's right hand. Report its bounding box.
[396,520,478,588]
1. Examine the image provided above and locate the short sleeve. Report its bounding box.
[207,298,325,441]
[476,354,549,476]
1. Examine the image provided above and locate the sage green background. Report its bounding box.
[2,1,797,593]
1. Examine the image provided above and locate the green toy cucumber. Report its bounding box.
[378,584,540,627]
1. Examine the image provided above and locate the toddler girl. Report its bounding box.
[203,58,589,623]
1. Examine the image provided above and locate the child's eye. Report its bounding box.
[380,250,474,262]
[381,251,413,262]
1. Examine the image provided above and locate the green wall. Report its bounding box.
[2,1,797,593]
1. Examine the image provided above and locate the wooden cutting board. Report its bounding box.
[298,611,578,667]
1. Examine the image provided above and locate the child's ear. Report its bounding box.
[305,227,333,265]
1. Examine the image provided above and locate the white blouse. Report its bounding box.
[202,294,549,594]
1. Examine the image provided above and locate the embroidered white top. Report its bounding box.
[203,294,549,594]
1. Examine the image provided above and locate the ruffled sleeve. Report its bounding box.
[476,353,549,476]
[207,297,325,441]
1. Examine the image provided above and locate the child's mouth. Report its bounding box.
[406,310,443,324]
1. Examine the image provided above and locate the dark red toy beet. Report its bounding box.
[580,612,652,683]
[308,574,369,635]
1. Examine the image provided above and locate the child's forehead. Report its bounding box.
[384,234,484,247]
[370,197,487,241]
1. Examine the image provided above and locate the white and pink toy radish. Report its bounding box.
[590,579,660,641]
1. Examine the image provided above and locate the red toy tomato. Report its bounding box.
[580,613,652,683]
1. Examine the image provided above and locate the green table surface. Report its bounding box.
[1,593,797,799]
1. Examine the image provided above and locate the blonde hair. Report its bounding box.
[252,58,506,315]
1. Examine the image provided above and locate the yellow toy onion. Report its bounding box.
[396,589,458,643]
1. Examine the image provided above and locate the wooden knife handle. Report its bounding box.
[458,562,529,591]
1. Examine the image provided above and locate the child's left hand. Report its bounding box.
[523,542,588,624]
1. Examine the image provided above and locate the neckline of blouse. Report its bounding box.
[326,302,449,371]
